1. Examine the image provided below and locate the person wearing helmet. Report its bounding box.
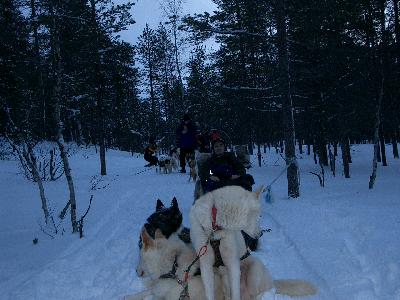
[198,137,254,193]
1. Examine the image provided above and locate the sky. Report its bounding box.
[117,0,217,44]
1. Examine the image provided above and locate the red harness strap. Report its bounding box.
[212,205,222,231]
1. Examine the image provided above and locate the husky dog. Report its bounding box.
[189,185,317,300]
[133,197,316,300]
[138,198,190,249]
[157,155,173,174]
[130,226,312,300]
[189,185,263,300]
[188,158,197,182]
[127,228,225,300]
[170,150,179,172]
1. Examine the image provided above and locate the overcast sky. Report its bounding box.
[117,0,217,44]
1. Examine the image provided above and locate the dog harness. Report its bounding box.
[159,253,202,300]
[211,205,222,231]
[209,204,252,267]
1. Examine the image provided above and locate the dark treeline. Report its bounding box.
[1,0,399,157]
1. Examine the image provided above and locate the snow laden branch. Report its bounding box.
[181,13,274,42]
[221,85,276,91]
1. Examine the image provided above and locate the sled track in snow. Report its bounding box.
[264,210,338,300]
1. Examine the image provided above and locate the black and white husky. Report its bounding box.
[138,197,190,250]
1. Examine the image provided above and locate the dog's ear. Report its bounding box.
[141,227,154,249]
[171,197,179,210]
[156,199,165,211]
[154,228,165,239]
[254,185,264,199]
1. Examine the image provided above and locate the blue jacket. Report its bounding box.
[176,121,197,150]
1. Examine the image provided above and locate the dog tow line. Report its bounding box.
[263,157,298,203]
[158,246,208,299]
[176,245,208,300]
[133,165,156,176]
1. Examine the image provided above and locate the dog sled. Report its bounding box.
[193,145,253,202]
[233,145,251,169]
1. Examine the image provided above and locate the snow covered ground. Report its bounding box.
[0,143,399,300]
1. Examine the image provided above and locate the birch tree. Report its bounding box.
[48,0,78,232]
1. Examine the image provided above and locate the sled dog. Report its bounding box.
[130,225,315,300]
[138,197,191,249]
[170,150,179,172]
[132,196,317,300]
[126,228,225,300]
[189,185,317,300]
[157,155,173,174]
[189,185,263,300]
[188,158,197,182]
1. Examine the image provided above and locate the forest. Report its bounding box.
[1,0,399,188]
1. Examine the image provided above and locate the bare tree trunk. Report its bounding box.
[346,138,352,163]
[377,139,382,162]
[313,143,318,164]
[50,0,78,232]
[25,145,51,224]
[30,0,47,138]
[149,61,156,136]
[298,139,303,154]
[379,125,387,166]
[76,118,83,145]
[369,0,386,189]
[276,0,299,198]
[89,0,107,176]
[341,138,350,178]
[392,135,399,158]
[333,141,338,156]
[328,144,336,177]
[369,107,381,189]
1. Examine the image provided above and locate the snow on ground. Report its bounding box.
[0,143,399,300]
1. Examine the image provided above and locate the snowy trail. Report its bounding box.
[260,209,337,300]
[2,145,400,300]
[5,163,324,300]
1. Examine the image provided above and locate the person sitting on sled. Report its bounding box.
[144,140,158,167]
[198,136,254,193]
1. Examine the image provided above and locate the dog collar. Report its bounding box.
[159,256,178,279]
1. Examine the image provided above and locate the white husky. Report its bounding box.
[189,185,317,300]
[125,227,225,300]
[127,227,274,300]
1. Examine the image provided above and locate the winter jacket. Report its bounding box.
[176,121,198,150]
[199,152,254,193]
[144,144,157,161]
[199,152,246,182]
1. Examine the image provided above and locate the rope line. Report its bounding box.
[264,157,297,192]
[133,165,156,176]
